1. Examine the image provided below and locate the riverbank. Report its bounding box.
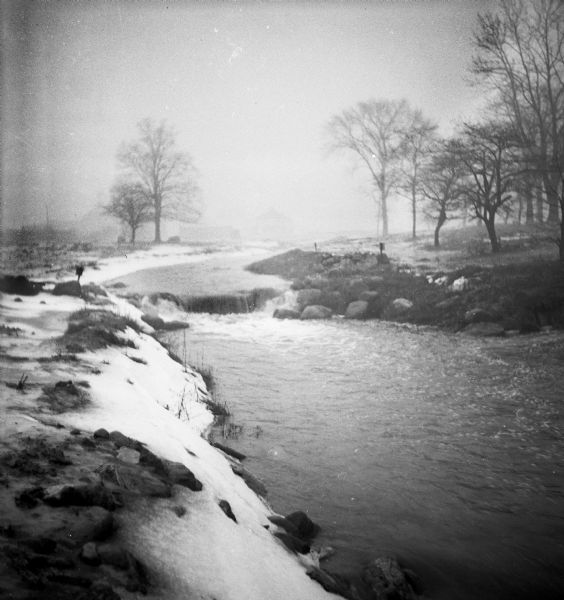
[1,246,422,600]
[248,247,564,335]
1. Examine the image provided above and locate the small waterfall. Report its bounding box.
[263,289,299,314]
[178,288,281,315]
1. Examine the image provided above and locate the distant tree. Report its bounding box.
[399,111,437,239]
[421,140,466,247]
[327,99,413,237]
[105,181,152,244]
[471,0,564,255]
[116,118,202,243]
[454,121,521,253]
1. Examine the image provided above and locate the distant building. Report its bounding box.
[248,208,294,241]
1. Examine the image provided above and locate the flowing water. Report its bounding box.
[111,251,564,600]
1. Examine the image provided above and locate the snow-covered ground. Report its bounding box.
[0,247,340,600]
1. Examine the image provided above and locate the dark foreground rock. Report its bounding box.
[0,274,44,295]
[53,280,82,297]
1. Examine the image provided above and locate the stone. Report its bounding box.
[273,308,301,320]
[464,307,496,324]
[284,510,320,539]
[97,543,133,570]
[267,515,300,537]
[359,290,380,302]
[218,499,237,523]
[162,460,203,491]
[109,431,141,450]
[43,483,119,510]
[117,447,140,464]
[300,305,333,320]
[80,542,100,565]
[391,298,413,313]
[172,505,187,517]
[81,284,108,297]
[93,428,110,439]
[296,288,323,310]
[450,276,469,292]
[362,556,418,600]
[98,463,172,498]
[345,300,368,320]
[52,280,82,297]
[348,278,369,299]
[463,322,505,337]
[140,314,166,329]
[231,464,268,497]
[0,275,44,296]
[274,531,310,554]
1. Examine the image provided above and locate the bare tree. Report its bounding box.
[117,118,202,243]
[400,111,437,240]
[455,121,521,253]
[327,99,412,237]
[471,0,564,254]
[421,140,466,247]
[105,181,152,244]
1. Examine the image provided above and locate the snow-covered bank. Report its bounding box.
[0,273,341,599]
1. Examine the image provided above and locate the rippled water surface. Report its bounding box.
[115,254,564,600]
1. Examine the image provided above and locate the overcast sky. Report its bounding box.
[3,0,492,236]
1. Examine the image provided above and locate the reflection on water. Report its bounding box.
[118,256,564,600]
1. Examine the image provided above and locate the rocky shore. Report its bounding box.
[247,248,564,336]
[1,259,423,600]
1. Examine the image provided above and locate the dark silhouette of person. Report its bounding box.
[75,265,84,282]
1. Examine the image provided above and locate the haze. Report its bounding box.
[2,0,490,237]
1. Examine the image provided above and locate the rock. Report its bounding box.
[97,543,132,570]
[0,275,44,296]
[359,290,380,302]
[317,290,345,312]
[98,464,172,498]
[79,581,122,600]
[365,276,384,289]
[362,556,418,600]
[284,510,320,539]
[82,284,108,297]
[15,486,45,508]
[172,505,186,517]
[231,464,268,497]
[117,447,140,464]
[267,515,300,537]
[296,288,323,310]
[463,322,505,337]
[464,307,496,324]
[435,296,460,310]
[52,280,82,297]
[345,300,369,320]
[348,278,369,299]
[306,567,352,597]
[80,542,100,565]
[300,305,333,320]
[68,507,115,543]
[274,531,310,554]
[273,308,301,320]
[43,483,119,510]
[140,314,166,329]
[212,442,246,461]
[218,499,237,523]
[93,428,110,440]
[162,461,203,491]
[109,431,141,450]
[450,276,469,292]
[391,298,413,313]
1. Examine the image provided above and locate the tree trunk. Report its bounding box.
[525,190,534,225]
[154,206,162,243]
[434,209,446,247]
[536,185,544,223]
[545,172,560,224]
[411,186,417,240]
[484,216,500,253]
[130,227,136,244]
[381,192,388,237]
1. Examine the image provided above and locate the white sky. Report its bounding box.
[3,0,491,235]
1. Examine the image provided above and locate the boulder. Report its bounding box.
[300,305,333,320]
[98,463,171,498]
[109,431,142,450]
[43,483,119,510]
[463,322,505,337]
[93,428,110,440]
[52,280,82,297]
[284,510,320,539]
[162,460,203,491]
[317,290,345,312]
[391,298,413,313]
[464,308,496,324]
[267,515,300,537]
[273,308,301,320]
[359,290,380,303]
[117,447,140,464]
[274,532,310,554]
[218,499,237,523]
[81,284,108,297]
[362,556,419,600]
[141,314,166,329]
[231,464,268,497]
[348,278,369,299]
[80,542,100,565]
[0,275,43,296]
[344,300,368,320]
[296,288,323,310]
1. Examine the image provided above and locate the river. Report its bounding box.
[109,250,564,600]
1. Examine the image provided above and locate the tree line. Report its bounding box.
[326,0,564,258]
